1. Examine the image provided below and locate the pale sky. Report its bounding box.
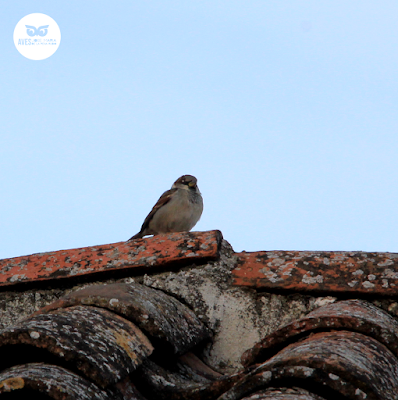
[1,1,398,259]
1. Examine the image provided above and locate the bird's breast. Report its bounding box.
[149,190,203,233]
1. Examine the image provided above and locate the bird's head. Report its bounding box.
[173,175,198,190]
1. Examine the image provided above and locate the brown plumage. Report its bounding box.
[129,175,203,240]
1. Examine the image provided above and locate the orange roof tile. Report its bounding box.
[232,250,398,295]
[0,230,222,288]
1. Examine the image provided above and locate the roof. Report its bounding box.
[0,230,398,399]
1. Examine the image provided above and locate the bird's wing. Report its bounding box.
[139,188,177,233]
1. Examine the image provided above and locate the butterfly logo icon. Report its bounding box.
[25,25,49,37]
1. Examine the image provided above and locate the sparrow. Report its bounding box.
[128,175,203,240]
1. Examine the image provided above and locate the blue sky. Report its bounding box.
[1,1,398,259]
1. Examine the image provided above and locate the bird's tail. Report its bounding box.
[128,232,143,241]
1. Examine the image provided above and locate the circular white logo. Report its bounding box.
[14,13,61,60]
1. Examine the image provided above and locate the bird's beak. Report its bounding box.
[188,182,196,188]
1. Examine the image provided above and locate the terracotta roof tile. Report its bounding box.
[233,250,398,295]
[221,331,398,400]
[0,305,153,388]
[240,387,326,400]
[0,363,112,400]
[0,281,240,399]
[135,358,242,400]
[35,282,212,356]
[0,230,222,288]
[2,233,398,399]
[3,278,398,399]
[242,299,398,367]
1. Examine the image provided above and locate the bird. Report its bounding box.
[128,175,203,240]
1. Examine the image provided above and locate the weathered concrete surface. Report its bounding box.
[0,288,65,330]
[142,241,327,373]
